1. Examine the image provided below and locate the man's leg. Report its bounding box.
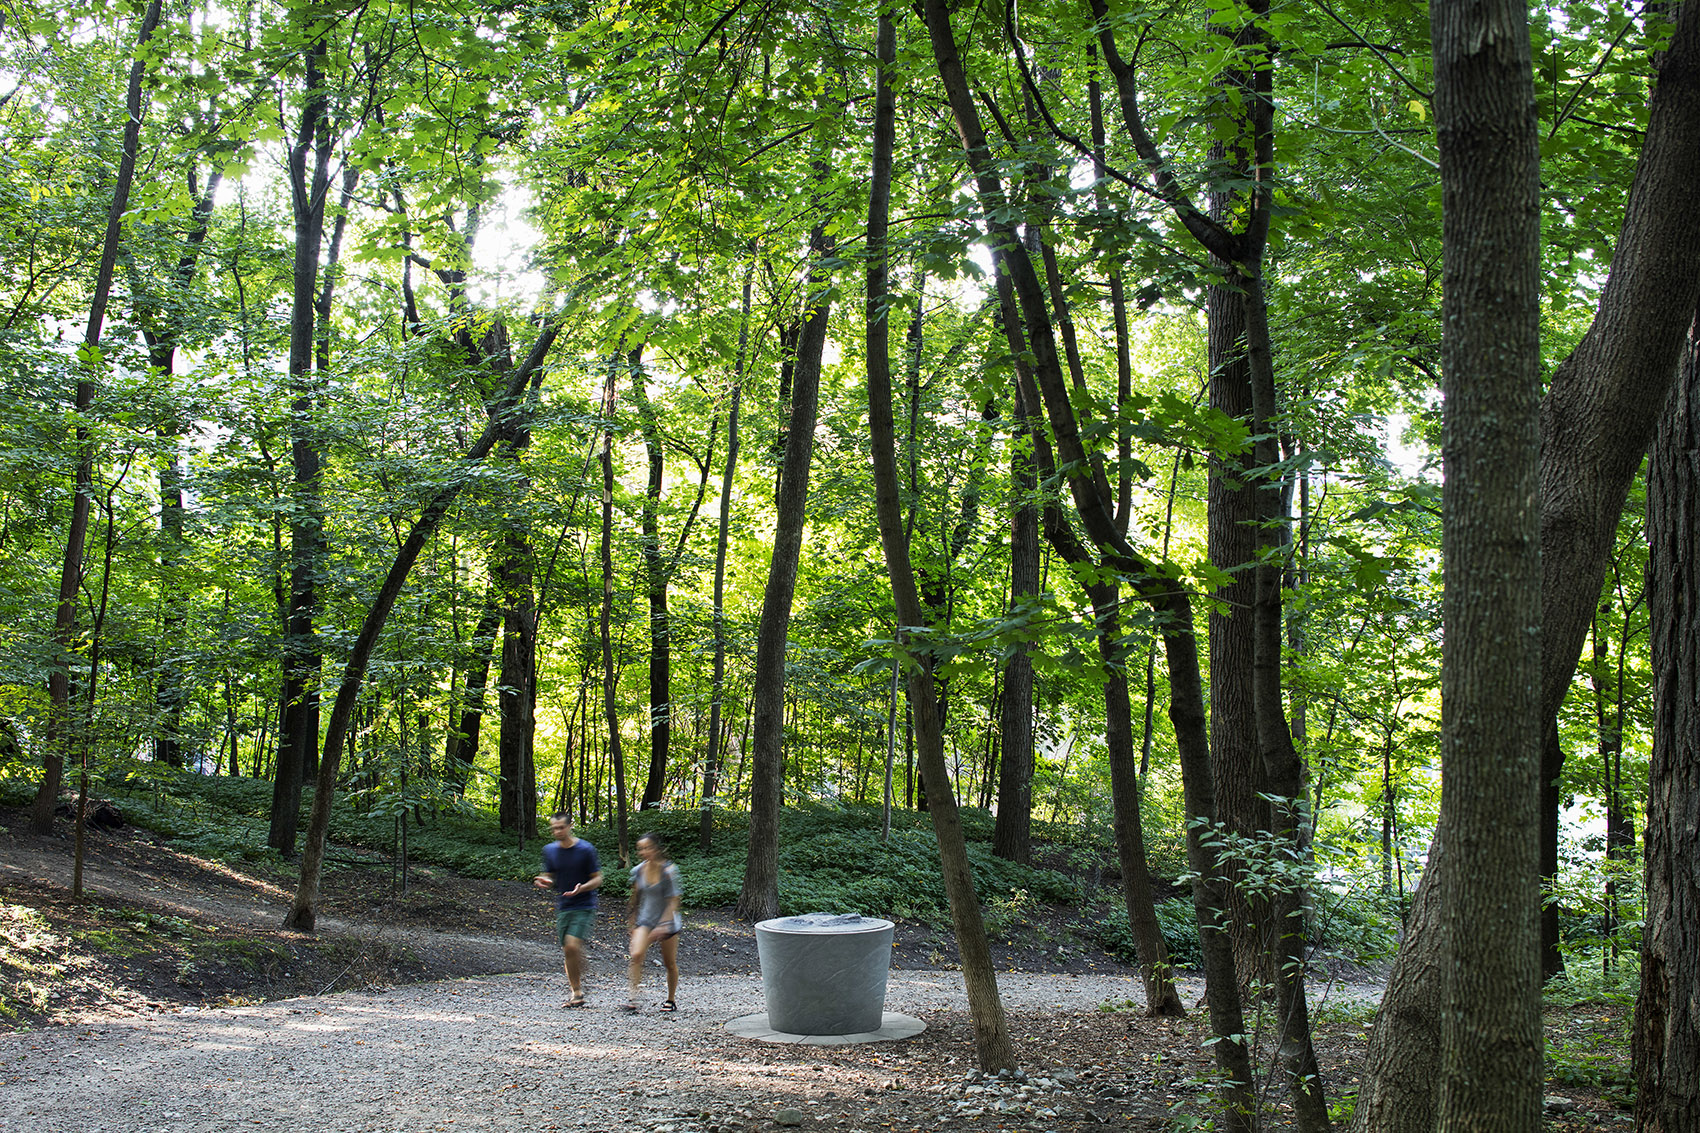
[556,908,593,1002]
[562,936,584,999]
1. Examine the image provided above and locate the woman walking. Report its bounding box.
[623,832,682,1011]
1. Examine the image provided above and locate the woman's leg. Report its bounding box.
[660,931,680,1001]
[627,926,651,999]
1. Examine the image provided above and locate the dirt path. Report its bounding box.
[0,967,1245,1133]
[0,813,1626,1132]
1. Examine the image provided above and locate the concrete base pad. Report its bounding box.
[724,1012,926,1046]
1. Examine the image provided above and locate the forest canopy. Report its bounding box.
[3,0,1695,1127]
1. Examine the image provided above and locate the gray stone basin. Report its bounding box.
[754,913,895,1035]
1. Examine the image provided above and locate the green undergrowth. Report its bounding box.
[1087,886,1402,972]
[4,773,1086,926]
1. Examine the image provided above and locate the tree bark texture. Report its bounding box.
[1356,5,1700,1127]
[1635,319,1700,1133]
[991,399,1038,864]
[1205,276,1268,991]
[1431,0,1545,1128]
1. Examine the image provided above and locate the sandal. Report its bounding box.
[565,995,588,1009]
[660,1000,676,1012]
[619,1001,639,1012]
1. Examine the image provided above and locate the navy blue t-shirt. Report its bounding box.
[541,838,600,910]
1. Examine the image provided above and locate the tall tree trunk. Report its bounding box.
[990,395,1037,863]
[495,527,536,836]
[444,589,501,792]
[863,14,1014,1069]
[598,352,630,867]
[1085,580,1186,1019]
[704,257,756,850]
[33,0,164,835]
[143,163,221,771]
[1534,0,1700,978]
[925,0,1256,1114]
[1431,0,1545,1128]
[270,37,333,855]
[1355,7,1700,1128]
[737,206,836,921]
[631,345,672,811]
[1635,315,1700,1133]
[1205,268,1266,991]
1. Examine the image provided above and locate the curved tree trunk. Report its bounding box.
[1535,0,1700,980]
[864,16,1014,1068]
[285,324,562,931]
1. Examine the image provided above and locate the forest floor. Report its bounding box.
[0,805,1634,1132]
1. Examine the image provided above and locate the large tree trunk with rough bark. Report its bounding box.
[1354,6,1700,1128]
[1431,0,1546,1127]
[1534,0,1700,980]
[1635,318,1700,1133]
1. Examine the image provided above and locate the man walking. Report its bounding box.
[534,814,603,1007]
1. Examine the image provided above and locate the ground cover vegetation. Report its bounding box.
[1,0,1696,1128]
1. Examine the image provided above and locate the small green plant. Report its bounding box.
[1546,1030,1635,1106]
[983,886,1037,938]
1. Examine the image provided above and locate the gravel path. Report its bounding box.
[2,967,1386,1133]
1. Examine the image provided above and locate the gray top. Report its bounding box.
[630,861,681,929]
[756,913,894,935]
